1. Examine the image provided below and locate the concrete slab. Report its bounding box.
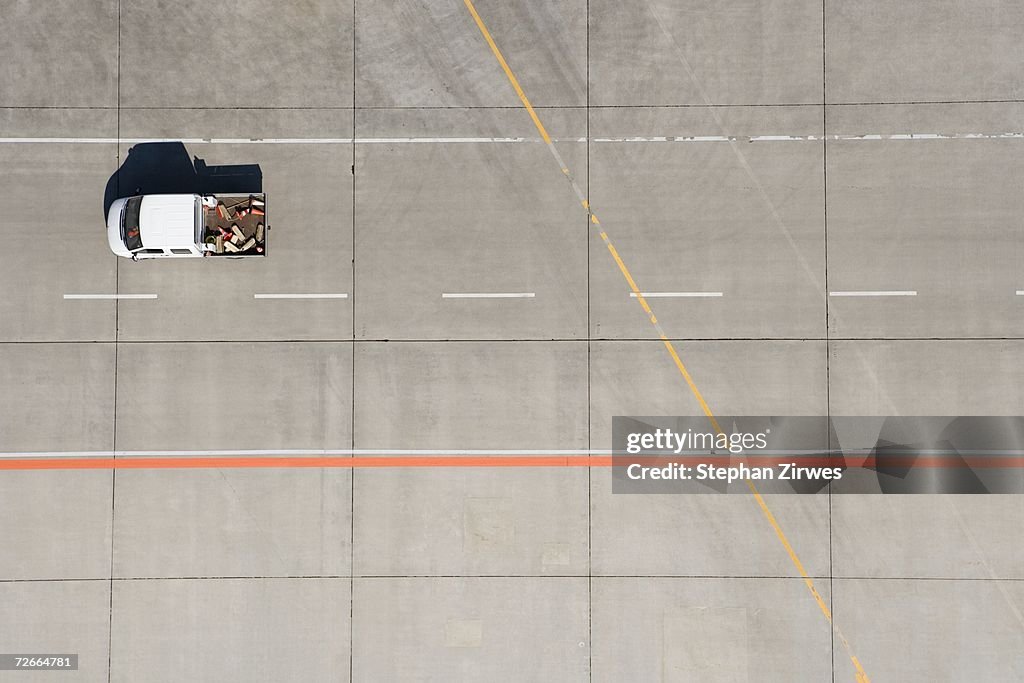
[592,490,830,578]
[116,109,353,341]
[590,340,830,576]
[0,109,118,342]
[826,104,1024,338]
[4,0,1024,676]
[352,578,588,681]
[114,342,351,450]
[112,341,352,577]
[0,1,117,107]
[591,578,832,682]
[119,0,354,108]
[110,578,350,682]
[354,341,588,449]
[354,108,587,340]
[0,580,111,683]
[826,0,1024,103]
[590,0,823,106]
[830,340,1024,581]
[831,579,1024,682]
[356,0,586,107]
[354,468,587,576]
[0,343,115,453]
[353,341,588,575]
[0,344,114,580]
[828,340,1024,416]
[0,471,112,581]
[590,340,828,445]
[589,106,825,339]
[831,496,1024,580]
[113,469,350,579]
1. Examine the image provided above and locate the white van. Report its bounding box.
[107,193,267,259]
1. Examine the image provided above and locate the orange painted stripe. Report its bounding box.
[0,455,1012,472]
[0,456,616,471]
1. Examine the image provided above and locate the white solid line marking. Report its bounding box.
[0,137,541,145]
[829,291,917,297]
[442,292,536,299]
[63,294,158,300]
[630,291,723,298]
[0,448,609,459]
[359,137,544,144]
[254,293,348,299]
[1016,291,1024,296]
[4,447,1021,459]
[0,138,355,145]
[3,132,1024,145]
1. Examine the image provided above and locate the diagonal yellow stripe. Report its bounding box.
[462,0,552,146]
[460,1,870,680]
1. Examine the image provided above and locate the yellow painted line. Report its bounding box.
[747,479,831,614]
[461,1,870,680]
[659,334,721,430]
[462,0,553,146]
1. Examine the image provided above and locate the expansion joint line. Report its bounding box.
[461,0,869,680]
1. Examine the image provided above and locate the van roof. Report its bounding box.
[138,194,198,249]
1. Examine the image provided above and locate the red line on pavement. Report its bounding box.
[0,455,1021,470]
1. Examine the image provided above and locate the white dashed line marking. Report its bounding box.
[442,292,536,299]
[63,294,158,300]
[254,293,349,299]
[629,291,723,298]
[829,291,917,297]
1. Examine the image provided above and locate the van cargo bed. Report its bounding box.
[202,194,267,256]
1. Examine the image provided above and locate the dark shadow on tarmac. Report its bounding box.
[103,142,263,217]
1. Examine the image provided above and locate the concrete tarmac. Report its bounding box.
[2,0,1023,681]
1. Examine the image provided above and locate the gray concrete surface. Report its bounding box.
[591,578,832,682]
[355,109,588,340]
[0,343,115,452]
[352,342,588,576]
[829,340,1024,582]
[0,1,118,108]
[831,579,1024,682]
[113,469,351,579]
[589,0,823,106]
[2,0,1023,681]
[826,104,1024,338]
[825,0,1024,104]
[0,110,118,342]
[356,0,586,107]
[352,578,589,680]
[114,342,352,450]
[589,105,825,339]
[0,470,113,582]
[110,578,350,682]
[119,0,354,108]
[0,581,111,683]
[590,340,831,577]
[354,341,589,448]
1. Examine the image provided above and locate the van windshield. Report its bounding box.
[123,197,144,251]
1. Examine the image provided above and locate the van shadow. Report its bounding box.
[103,142,263,217]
